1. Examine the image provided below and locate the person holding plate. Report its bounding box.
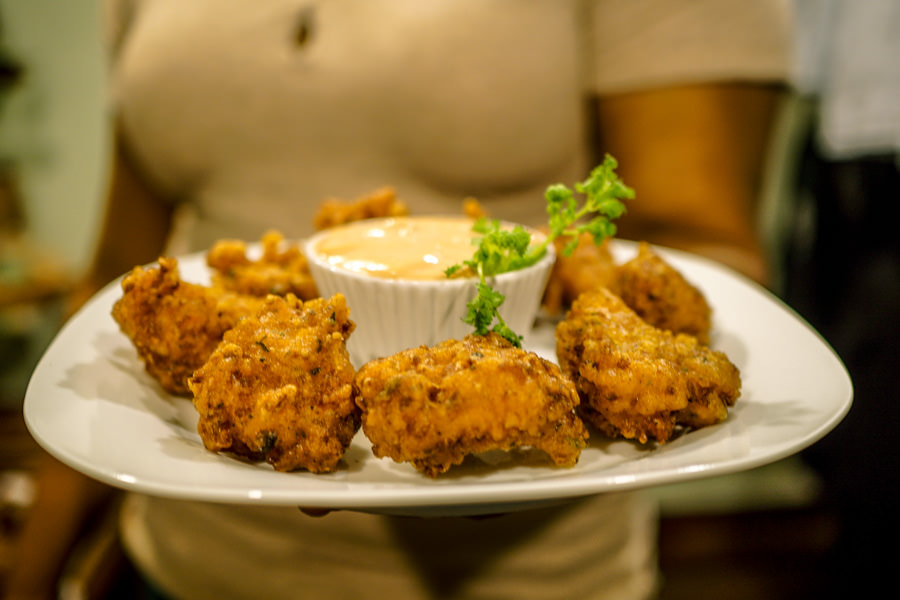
[7,1,791,599]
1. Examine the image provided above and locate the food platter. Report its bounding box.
[23,241,852,516]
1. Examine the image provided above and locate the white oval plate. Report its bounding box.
[23,241,852,517]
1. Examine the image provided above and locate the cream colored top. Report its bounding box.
[104,1,791,598]
[106,0,791,254]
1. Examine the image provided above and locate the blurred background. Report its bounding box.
[0,0,107,408]
[0,1,896,599]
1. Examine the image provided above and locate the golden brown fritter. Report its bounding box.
[206,230,318,300]
[312,186,409,231]
[461,197,489,219]
[556,287,740,444]
[112,257,263,396]
[542,233,618,315]
[189,294,360,473]
[355,333,588,477]
[615,242,712,344]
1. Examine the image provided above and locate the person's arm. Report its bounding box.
[595,82,782,285]
[68,130,175,311]
[4,134,173,600]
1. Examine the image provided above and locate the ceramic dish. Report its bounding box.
[23,241,852,517]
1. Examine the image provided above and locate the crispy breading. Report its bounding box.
[189,294,360,473]
[542,233,618,315]
[112,257,263,396]
[462,197,489,219]
[355,333,588,477]
[615,242,712,344]
[206,230,318,300]
[556,287,740,444]
[312,186,409,231]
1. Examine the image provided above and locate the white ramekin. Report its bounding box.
[304,217,555,366]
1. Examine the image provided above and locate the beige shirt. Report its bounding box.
[108,0,790,253]
[105,1,790,598]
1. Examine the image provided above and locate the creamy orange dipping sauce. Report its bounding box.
[312,216,540,280]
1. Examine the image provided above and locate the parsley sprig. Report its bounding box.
[446,154,634,346]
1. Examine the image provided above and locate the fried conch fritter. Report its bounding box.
[556,287,740,444]
[461,197,489,219]
[189,294,360,473]
[206,230,318,300]
[541,237,712,342]
[312,186,409,231]
[542,233,618,315]
[355,333,588,477]
[112,257,265,396]
[615,242,712,344]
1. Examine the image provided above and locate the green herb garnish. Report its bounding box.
[446,154,634,346]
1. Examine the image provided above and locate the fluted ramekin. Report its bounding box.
[304,216,555,366]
